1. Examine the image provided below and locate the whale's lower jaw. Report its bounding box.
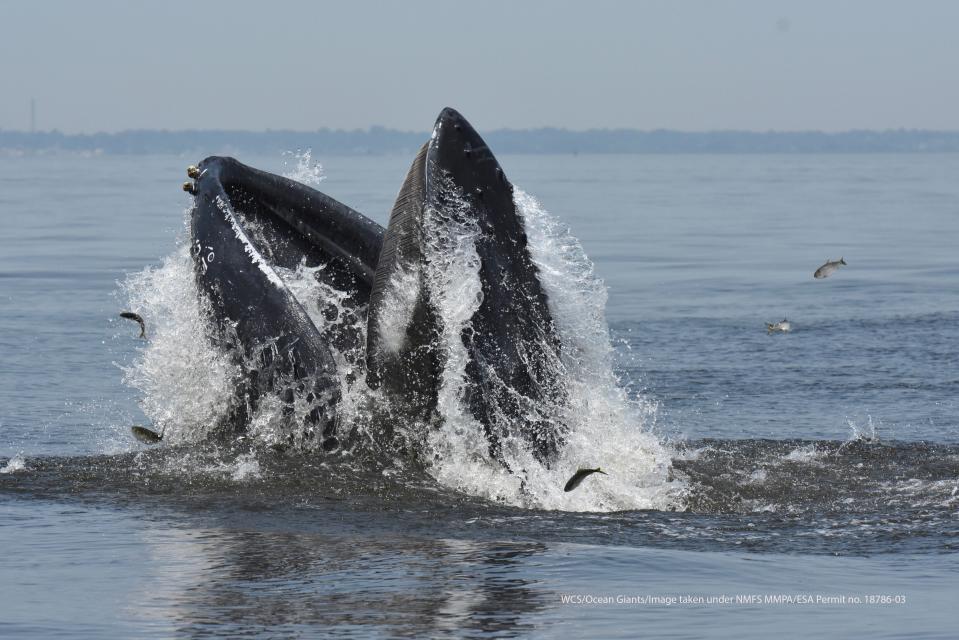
[189,156,384,446]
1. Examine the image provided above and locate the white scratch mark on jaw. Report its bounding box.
[214,195,285,289]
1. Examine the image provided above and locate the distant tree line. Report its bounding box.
[2,126,958,155]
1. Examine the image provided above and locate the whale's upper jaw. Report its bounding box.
[429,107,500,180]
[365,107,565,465]
[431,107,490,155]
[427,107,516,238]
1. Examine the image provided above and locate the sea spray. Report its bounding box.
[423,188,684,511]
[121,240,240,444]
[1,452,27,474]
[282,149,325,187]
[122,208,374,452]
[273,260,375,449]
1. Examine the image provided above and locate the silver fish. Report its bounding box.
[131,425,162,444]
[814,257,847,279]
[766,318,791,333]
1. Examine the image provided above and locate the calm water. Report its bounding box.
[1,152,957,638]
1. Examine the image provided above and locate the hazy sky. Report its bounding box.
[2,0,957,133]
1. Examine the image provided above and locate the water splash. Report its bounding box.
[282,150,325,187]
[414,177,496,498]
[271,260,374,449]
[845,414,881,442]
[119,171,683,512]
[228,451,262,481]
[783,443,825,464]
[422,187,683,512]
[120,236,240,444]
[1,452,27,474]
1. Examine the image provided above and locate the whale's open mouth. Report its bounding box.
[123,107,682,511]
[186,108,571,464]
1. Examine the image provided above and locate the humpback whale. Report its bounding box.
[185,108,566,464]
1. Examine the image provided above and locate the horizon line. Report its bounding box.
[4,125,959,136]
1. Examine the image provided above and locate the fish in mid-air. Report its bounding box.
[119,311,146,338]
[130,425,162,444]
[564,468,607,492]
[814,257,846,279]
[766,318,791,333]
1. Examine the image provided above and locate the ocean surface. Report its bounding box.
[1,151,957,638]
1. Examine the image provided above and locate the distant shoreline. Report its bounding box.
[2,127,958,155]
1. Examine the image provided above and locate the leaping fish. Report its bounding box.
[130,425,162,444]
[564,468,607,492]
[814,257,846,279]
[766,318,791,333]
[119,311,146,338]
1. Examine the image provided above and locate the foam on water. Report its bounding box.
[1,452,27,474]
[782,443,825,464]
[227,451,262,481]
[845,414,881,442]
[132,446,265,484]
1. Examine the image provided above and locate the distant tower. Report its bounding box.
[30,98,36,133]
